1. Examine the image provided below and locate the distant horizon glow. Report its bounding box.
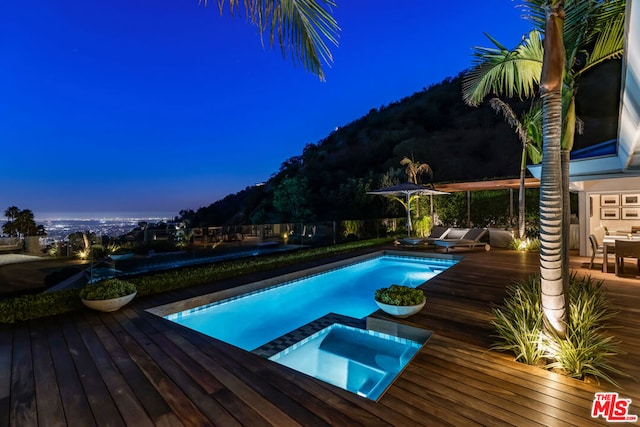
[1,1,533,218]
[33,212,177,221]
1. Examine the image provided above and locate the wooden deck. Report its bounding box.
[1,248,639,426]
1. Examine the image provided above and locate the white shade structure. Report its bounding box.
[367,182,449,237]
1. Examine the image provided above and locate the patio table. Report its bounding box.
[602,235,640,273]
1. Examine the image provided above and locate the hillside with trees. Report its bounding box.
[180,61,620,227]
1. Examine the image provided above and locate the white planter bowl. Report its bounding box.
[375,300,426,318]
[82,292,137,312]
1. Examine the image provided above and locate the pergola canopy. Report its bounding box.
[434,178,540,193]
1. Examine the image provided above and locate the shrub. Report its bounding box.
[413,216,432,238]
[0,238,393,324]
[0,289,83,324]
[375,284,425,306]
[509,237,540,252]
[131,238,393,296]
[79,279,137,300]
[492,272,624,385]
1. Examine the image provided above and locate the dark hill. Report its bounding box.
[182,61,621,226]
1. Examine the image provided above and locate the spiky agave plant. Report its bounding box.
[543,273,625,385]
[492,273,625,385]
[491,275,546,365]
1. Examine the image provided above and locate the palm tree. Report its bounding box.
[400,156,433,185]
[462,0,625,337]
[400,156,433,218]
[15,209,36,236]
[489,98,542,240]
[210,0,340,80]
[4,206,19,221]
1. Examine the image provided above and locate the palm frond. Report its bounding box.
[524,102,543,164]
[489,98,528,144]
[589,0,627,34]
[463,30,543,106]
[526,143,543,164]
[579,11,625,75]
[214,0,339,80]
[519,0,546,31]
[416,163,433,178]
[561,0,594,56]
[400,157,412,166]
[521,0,624,78]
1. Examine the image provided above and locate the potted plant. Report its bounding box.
[374,284,426,318]
[80,278,137,312]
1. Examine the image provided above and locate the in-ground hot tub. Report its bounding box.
[269,322,432,401]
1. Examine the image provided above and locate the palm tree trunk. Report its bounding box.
[519,145,527,240]
[539,1,567,338]
[540,91,565,338]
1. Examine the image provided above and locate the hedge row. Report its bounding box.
[0,238,393,324]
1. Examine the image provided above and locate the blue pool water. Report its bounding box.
[269,324,427,401]
[165,254,456,351]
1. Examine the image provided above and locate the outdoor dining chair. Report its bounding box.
[614,240,640,276]
[588,234,604,270]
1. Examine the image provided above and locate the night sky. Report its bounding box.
[1,1,532,219]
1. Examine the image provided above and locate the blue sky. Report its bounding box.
[1,1,532,219]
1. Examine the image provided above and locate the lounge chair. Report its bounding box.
[396,226,450,248]
[433,228,490,252]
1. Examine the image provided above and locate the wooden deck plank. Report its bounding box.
[101,312,213,427]
[0,327,13,427]
[422,337,602,404]
[118,310,245,427]
[409,350,601,426]
[168,331,332,426]
[150,322,304,426]
[389,376,504,426]
[60,316,126,427]
[75,313,154,427]
[376,390,459,426]
[400,362,544,427]
[9,322,37,426]
[2,249,639,425]
[30,319,66,427]
[83,311,178,424]
[45,317,96,426]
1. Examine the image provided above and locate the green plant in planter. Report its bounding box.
[80,278,137,300]
[375,284,425,306]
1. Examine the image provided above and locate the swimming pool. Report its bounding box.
[163,253,457,351]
